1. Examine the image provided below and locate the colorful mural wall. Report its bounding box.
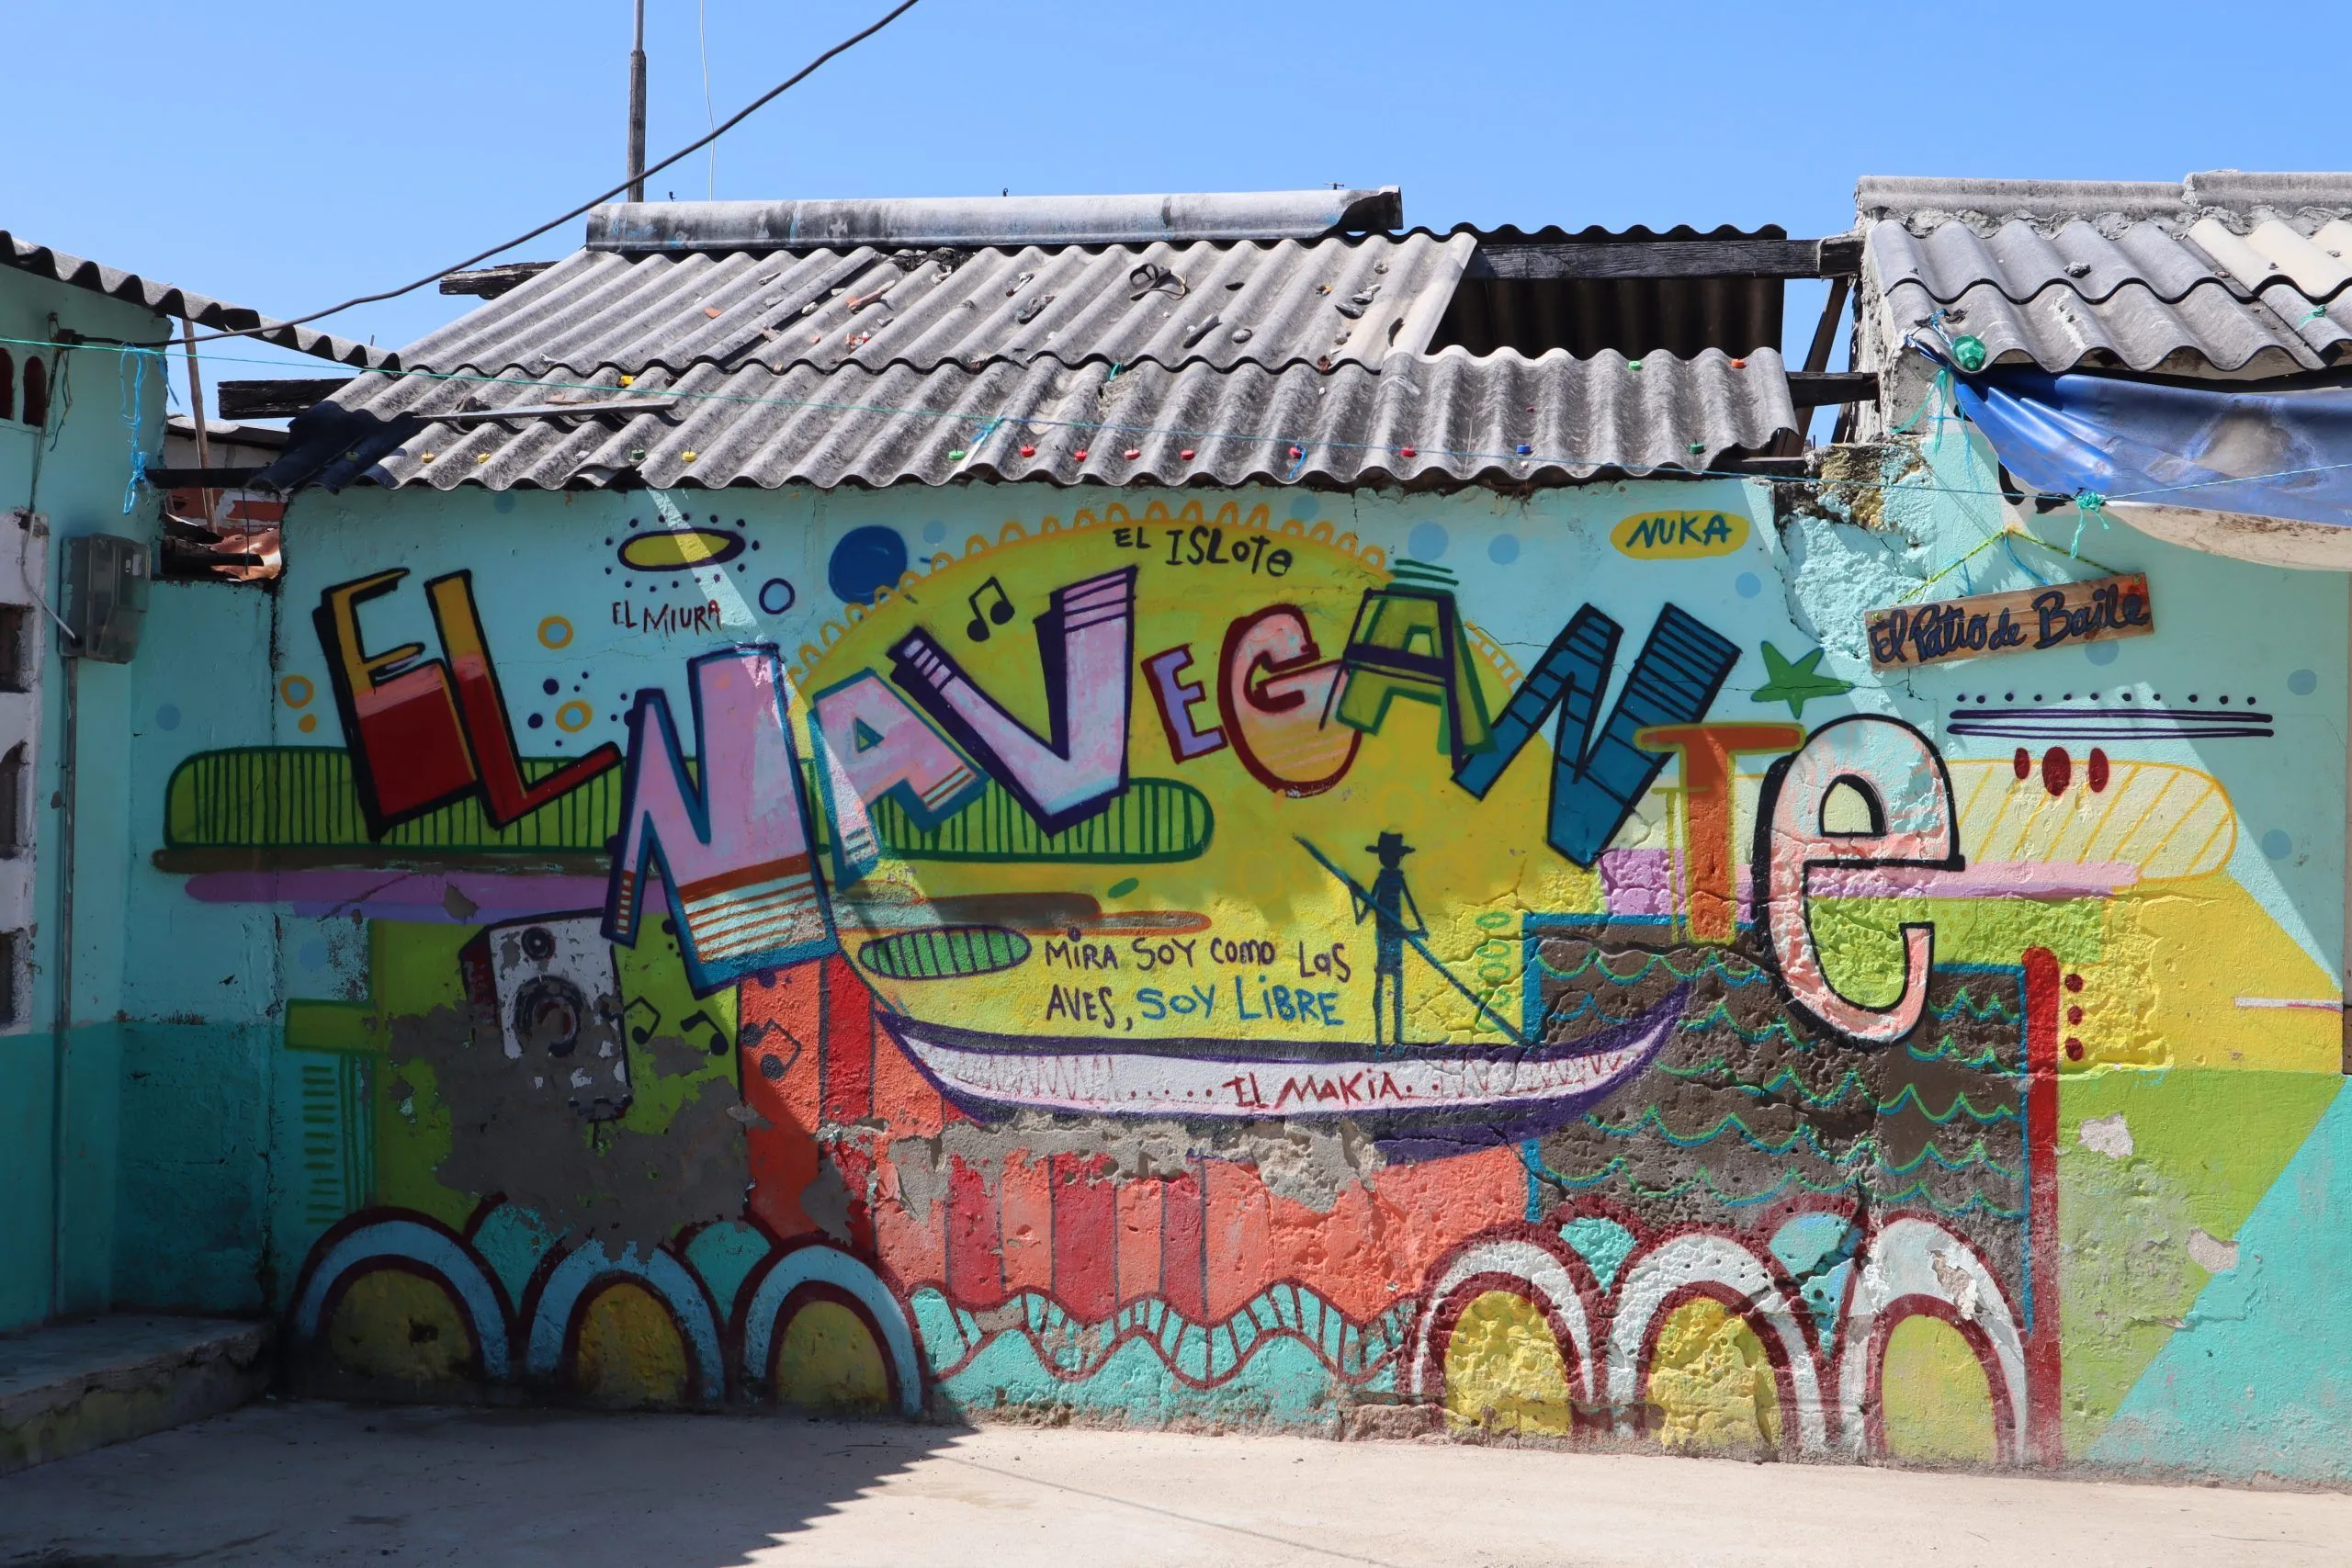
[143,458,2352,1475]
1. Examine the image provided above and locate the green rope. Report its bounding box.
[1883,366,1951,437]
[2068,491,2108,556]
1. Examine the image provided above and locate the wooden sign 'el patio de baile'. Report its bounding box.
[1865,572,2154,671]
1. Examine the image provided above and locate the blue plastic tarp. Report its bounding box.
[1945,358,2352,529]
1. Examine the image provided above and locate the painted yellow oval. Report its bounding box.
[617,527,745,571]
[1611,511,1750,559]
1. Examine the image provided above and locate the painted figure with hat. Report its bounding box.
[1352,830,1425,1048]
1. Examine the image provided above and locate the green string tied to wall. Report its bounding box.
[1886,366,1953,437]
[2069,490,2109,557]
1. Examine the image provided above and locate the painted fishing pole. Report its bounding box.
[1294,836,1527,1044]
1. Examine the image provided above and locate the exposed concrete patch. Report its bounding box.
[390,1004,749,1247]
[1928,1248,1984,1323]
[2186,1228,2240,1275]
[2079,1113,2135,1160]
[801,1161,854,1245]
[880,1111,1381,1220]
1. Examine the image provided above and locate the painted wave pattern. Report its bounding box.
[912,1283,1418,1391]
[1527,934,2029,1270]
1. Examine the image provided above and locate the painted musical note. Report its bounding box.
[965,577,1016,641]
[622,996,663,1046]
[738,1018,806,1083]
[680,1009,732,1056]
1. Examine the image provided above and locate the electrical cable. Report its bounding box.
[183,0,924,345]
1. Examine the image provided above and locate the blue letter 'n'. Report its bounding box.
[1453,604,1739,867]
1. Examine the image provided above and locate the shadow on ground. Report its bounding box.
[0,1399,957,1567]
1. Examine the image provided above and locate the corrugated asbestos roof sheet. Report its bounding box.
[1,231,397,370]
[400,232,1477,378]
[277,346,1796,493]
[1857,172,2352,376]
[261,205,1801,493]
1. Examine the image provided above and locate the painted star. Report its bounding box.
[1750,641,1852,720]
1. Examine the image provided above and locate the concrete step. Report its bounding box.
[0,1315,273,1475]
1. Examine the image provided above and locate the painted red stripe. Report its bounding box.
[2022,946,2065,1466]
[820,953,876,1124]
[1160,1169,1206,1323]
[946,1154,1005,1306]
[1050,1154,1117,1322]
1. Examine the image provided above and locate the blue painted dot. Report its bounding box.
[2085,640,2120,666]
[1735,572,1761,599]
[922,520,946,544]
[526,713,545,729]
[828,525,910,604]
[758,578,797,615]
[2263,829,2294,861]
[492,494,516,514]
[1487,535,1521,565]
[2290,668,2318,695]
[1408,522,1449,561]
[154,704,180,731]
[298,939,330,971]
[1286,494,1321,522]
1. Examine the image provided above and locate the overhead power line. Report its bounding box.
[188,0,924,345]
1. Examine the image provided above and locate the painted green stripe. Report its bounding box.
[858,926,1032,981]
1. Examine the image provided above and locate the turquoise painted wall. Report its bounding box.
[114,580,278,1312]
[0,265,167,1329]
[0,268,280,1329]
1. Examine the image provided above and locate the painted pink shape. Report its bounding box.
[1217,605,1357,795]
[1141,646,1227,761]
[1758,716,1959,1043]
[605,646,834,994]
[887,568,1136,832]
[811,670,984,878]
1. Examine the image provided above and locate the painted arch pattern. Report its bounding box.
[288,1206,920,1415]
[1404,1214,2020,1458]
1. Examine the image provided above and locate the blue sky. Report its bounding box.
[6,0,2344,384]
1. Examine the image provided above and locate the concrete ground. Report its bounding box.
[1,1401,2346,1568]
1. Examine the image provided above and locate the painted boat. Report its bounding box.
[876,986,1688,1156]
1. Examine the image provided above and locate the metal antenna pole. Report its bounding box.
[626,0,648,202]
